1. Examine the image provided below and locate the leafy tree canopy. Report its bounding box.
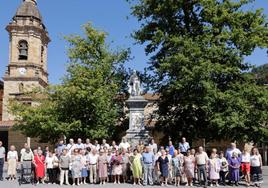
[130,0,268,142]
[252,63,268,85]
[11,23,129,143]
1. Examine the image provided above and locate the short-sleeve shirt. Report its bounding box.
[179,142,190,153]
[0,146,5,159]
[195,152,209,165]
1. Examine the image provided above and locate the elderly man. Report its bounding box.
[56,140,65,156]
[88,149,99,184]
[225,142,241,160]
[195,146,209,187]
[119,137,130,151]
[142,146,154,186]
[75,138,85,150]
[66,138,76,156]
[179,137,190,155]
[101,139,110,149]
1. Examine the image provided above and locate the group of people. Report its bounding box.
[0,138,264,187]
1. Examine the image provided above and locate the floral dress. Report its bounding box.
[71,155,82,178]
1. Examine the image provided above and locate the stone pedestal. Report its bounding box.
[125,95,151,147]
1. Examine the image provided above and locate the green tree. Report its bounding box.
[130,0,268,142]
[11,23,129,143]
[252,63,268,85]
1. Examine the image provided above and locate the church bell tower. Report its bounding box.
[2,0,50,121]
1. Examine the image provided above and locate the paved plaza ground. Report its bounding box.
[0,165,267,187]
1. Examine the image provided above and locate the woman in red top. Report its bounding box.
[33,149,46,184]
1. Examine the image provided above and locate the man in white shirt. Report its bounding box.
[179,137,190,155]
[101,139,110,149]
[75,138,85,150]
[195,146,209,187]
[119,137,130,150]
[84,138,93,150]
[66,139,76,156]
[149,139,158,153]
[88,149,99,184]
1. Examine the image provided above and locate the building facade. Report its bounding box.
[0,0,50,150]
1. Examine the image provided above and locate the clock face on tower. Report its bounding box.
[18,67,27,75]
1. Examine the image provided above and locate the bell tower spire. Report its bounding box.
[2,0,50,121]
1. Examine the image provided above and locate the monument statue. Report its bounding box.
[125,70,150,146]
[128,70,142,96]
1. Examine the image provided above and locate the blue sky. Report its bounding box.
[0,0,267,84]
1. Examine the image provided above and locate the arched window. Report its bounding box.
[18,40,28,60]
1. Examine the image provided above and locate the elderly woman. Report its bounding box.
[98,149,108,185]
[130,149,142,185]
[228,152,241,186]
[7,145,18,180]
[111,150,123,184]
[33,149,46,184]
[157,149,169,186]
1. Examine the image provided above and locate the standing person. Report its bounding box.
[137,140,145,152]
[195,146,209,187]
[7,145,18,181]
[153,148,160,184]
[101,139,110,149]
[80,149,88,184]
[179,137,190,156]
[66,139,76,156]
[226,143,241,161]
[131,149,142,185]
[111,150,123,184]
[241,149,251,187]
[71,149,82,186]
[142,146,154,186]
[157,149,169,186]
[45,151,58,184]
[20,146,34,175]
[168,141,175,157]
[121,148,130,183]
[228,152,241,186]
[93,140,100,151]
[59,149,71,186]
[208,149,220,187]
[119,137,130,151]
[84,139,92,150]
[33,149,46,184]
[149,139,158,153]
[75,138,85,150]
[111,141,119,151]
[250,147,263,188]
[106,149,113,182]
[0,141,5,181]
[88,149,99,184]
[219,151,228,186]
[184,149,195,187]
[98,149,108,185]
[56,140,65,157]
[172,150,182,186]
[165,147,173,184]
